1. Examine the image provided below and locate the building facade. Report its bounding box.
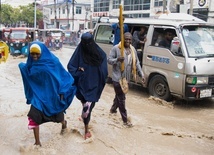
[42,0,213,31]
[91,0,214,23]
[43,0,91,31]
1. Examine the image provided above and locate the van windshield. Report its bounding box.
[51,31,62,37]
[10,31,27,39]
[182,25,214,58]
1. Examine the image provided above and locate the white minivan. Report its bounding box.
[93,13,214,101]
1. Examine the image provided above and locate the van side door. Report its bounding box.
[144,25,186,96]
[93,23,114,79]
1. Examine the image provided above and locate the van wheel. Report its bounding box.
[148,75,172,101]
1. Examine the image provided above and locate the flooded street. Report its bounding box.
[0,47,214,155]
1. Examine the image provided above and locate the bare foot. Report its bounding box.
[60,120,67,135]
[84,131,92,140]
[34,142,42,147]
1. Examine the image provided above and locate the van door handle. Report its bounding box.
[147,55,152,59]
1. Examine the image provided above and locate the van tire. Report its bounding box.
[148,75,172,101]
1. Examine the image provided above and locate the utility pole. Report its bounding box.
[72,0,75,30]
[66,0,69,30]
[163,0,167,13]
[121,0,124,5]
[54,0,57,28]
[34,0,37,28]
[189,0,193,15]
[85,11,88,29]
[0,0,1,28]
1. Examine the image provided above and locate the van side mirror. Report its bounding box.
[170,37,183,56]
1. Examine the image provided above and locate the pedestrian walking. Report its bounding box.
[107,32,145,127]
[18,41,76,146]
[67,32,108,139]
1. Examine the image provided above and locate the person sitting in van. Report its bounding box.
[159,29,175,49]
[132,26,147,66]
[111,15,129,46]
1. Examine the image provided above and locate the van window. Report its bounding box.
[152,27,176,49]
[94,25,113,44]
[151,28,164,46]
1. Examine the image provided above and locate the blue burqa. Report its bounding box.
[67,33,108,102]
[18,41,76,116]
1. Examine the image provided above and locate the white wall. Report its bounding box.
[43,2,91,31]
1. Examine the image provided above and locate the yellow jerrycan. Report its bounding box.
[0,41,9,63]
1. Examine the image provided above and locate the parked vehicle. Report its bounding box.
[37,29,48,42]
[63,30,72,44]
[44,29,64,50]
[93,13,214,101]
[28,28,38,42]
[8,27,31,57]
[2,28,10,45]
[62,30,79,46]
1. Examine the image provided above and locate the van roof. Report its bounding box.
[107,13,208,27]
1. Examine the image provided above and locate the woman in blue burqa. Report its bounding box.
[67,32,108,139]
[18,41,76,146]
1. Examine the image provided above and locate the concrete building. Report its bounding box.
[43,0,91,31]
[42,0,213,31]
[91,0,214,22]
[179,0,213,22]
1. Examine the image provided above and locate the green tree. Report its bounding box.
[11,8,20,26]
[19,4,43,27]
[1,4,13,27]
[0,3,43,27]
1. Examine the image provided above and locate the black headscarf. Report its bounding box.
[80,32,103,66]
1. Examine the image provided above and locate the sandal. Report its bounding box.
[81,102,92,119]
[84,131,92,140]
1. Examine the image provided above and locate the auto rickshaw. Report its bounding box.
[0,41,9,63]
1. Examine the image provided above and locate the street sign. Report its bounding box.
[43,7,51,24]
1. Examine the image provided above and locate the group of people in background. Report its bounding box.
[18,15,146,146]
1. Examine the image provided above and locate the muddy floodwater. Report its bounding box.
[0,47,214,155]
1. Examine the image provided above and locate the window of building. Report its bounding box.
[143,0,150,10]
[76,6,82,14]
[143,5,150,10]
[124,0,150,11]
[94,0,110,12]
[128,13,150,18]
[142,13,150,17]
[63,7,65,14]
[113,0,121,9]
[51,9,52,15]
[154,0,164,7]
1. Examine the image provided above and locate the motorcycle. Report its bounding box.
[53,38,62,50]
